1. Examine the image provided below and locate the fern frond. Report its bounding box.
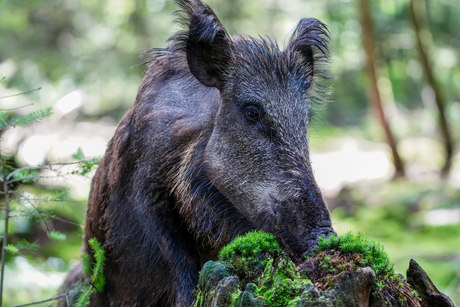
[7,107,53,128]
[88,238,106,293]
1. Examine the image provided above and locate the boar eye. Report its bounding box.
[245,106,260,123]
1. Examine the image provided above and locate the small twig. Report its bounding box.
[0,199,17,206]
[0,190,16,195]
[0,87,42,100]
[11,293,68,307]
[6,164,54,181]
[6,160,92,181]
[49,215,84,228]
[0,103,34,111]
[8,175,61,184]
[8,210,83,228]
[20,197,52,233]
[0,179,10,307]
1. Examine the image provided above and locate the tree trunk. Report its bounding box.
[408,0,454,177]
[356,0,405,177]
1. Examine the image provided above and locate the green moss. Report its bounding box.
[208,231,312,306]
[193,290,204,307]
[194,261,230,307]
[262,277,311,307]
[219,231,281,285]
[230,288,241,305]
[316,232,394,277]
[219,230,280,262]
[196,231,421,306]
[253,253,312,307]
[307,233,422,306]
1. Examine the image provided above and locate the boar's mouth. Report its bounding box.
[299,225,336,255]
[273,221,336,262]
[250,197,336,262]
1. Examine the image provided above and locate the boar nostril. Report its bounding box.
[301,227,336,256]
[315,226,336,238]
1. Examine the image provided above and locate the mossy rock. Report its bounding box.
[193,231,454,307]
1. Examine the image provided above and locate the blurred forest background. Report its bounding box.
[1,0,459,305]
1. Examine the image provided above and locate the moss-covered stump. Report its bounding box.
[193,231,454,307]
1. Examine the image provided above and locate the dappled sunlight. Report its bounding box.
[424,208,460,226]
[18,134,52,166]
[448,152,460,189]
[1,118,116,199]
[54,90,83,118]
[2,120,115,166]
[311,137,394,198]
[3,257,67,305]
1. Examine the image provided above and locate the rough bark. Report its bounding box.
[406,259,455,307]
[357,0,405,177]
[408,0,454,176]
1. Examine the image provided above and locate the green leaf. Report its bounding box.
[7,107,53,128]
[12,168,39,183]
[50,187,70,201]
[0,111,8,130]
[72,147,85,160]
[81,253,92,276]
[49,230,67,241]
[6,244,19,254]
[72,148,102,176]
[80,158,101,176]
[16,239,39,251]
[88,238,106,293]
[74,286,96,307]
[75,238,107,305]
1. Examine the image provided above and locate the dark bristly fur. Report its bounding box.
[63,0,335,306]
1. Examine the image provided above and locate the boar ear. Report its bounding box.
[286,18,330,83]
[175,0,232,88]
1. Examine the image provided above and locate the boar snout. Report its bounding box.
[302,225,336,256]
[271,189,335,260]
[276,221,335,261]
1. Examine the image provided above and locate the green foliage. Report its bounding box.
[0,107,52,130]
[75,288,94,307]
[72,147,86,160]
[88,238,106,293]
[230,288,240,305]
[317,232,394,277]
[254,254,311,307]
[200,231,425,306]
[259,274,310,307]
[219,231,281,285]
[0,104,96,305]
[10,168,39,183]
[49,230,67,241]
[5,244,19,255]
[263,279,303,307]
[81,253,92,276]
[75,238,106,307]
[48,187,70,202]
[5,239,39,255]
[72,148,102,176]
[330,180,460,304]
[194,232,310,306]
[219,230,280,265]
